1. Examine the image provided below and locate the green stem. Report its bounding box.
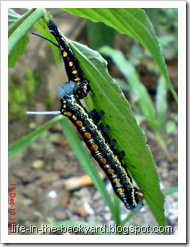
[155,132,172,162]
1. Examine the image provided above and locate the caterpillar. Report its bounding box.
[28,20,144,211]
[48,20,90,99]
[58,81,144,212]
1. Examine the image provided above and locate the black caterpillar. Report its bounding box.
[48,20,90,99]
[30,20,144,211]
[58,81,144,212]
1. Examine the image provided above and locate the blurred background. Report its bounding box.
[8,8,178,235]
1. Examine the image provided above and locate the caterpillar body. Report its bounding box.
[48,20,90,99]
[58,81,144,212]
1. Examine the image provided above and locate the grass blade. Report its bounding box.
[8,115,61,159]
[155,75,168,133]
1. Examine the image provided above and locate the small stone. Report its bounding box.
[74,206,87,218]
[83,202,94,215]
[22,183,42,198]
[53,211,67,221]
[13,169,36,183]
[35,172,59,187]
[93,191,102,201]
[32,159,44,169]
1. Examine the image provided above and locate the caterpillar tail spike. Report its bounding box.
[26,111,60,115]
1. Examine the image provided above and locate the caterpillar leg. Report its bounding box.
[89,109,104,124]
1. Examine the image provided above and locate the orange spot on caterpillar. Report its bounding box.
[76,120,83,127]
[107,168,114,175]
[99,157,106,165]
[84,132,91,139]
[64,112,72,117]
[91,144,98,152]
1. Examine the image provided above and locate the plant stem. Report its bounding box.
[155,132,173,162]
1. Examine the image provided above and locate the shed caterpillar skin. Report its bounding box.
[58,81,144,212]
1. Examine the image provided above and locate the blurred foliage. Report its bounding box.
[31,131,60,150]
[100,46,177,161]
[87,21,116,49]
[145,8,178,60]
[8,69,37,120]
[99,8,178,138]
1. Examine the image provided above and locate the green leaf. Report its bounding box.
[8,8,21,25]
[33,18,61,67]
[99,46,158,131]
[87,21,115,49]
[163,186,178,196]
[8,35,29,67]
[67,40,165,227]
[166,120,177,134]
[156,75,168,132]
[8,8,45,67]
[62,8,177,103]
